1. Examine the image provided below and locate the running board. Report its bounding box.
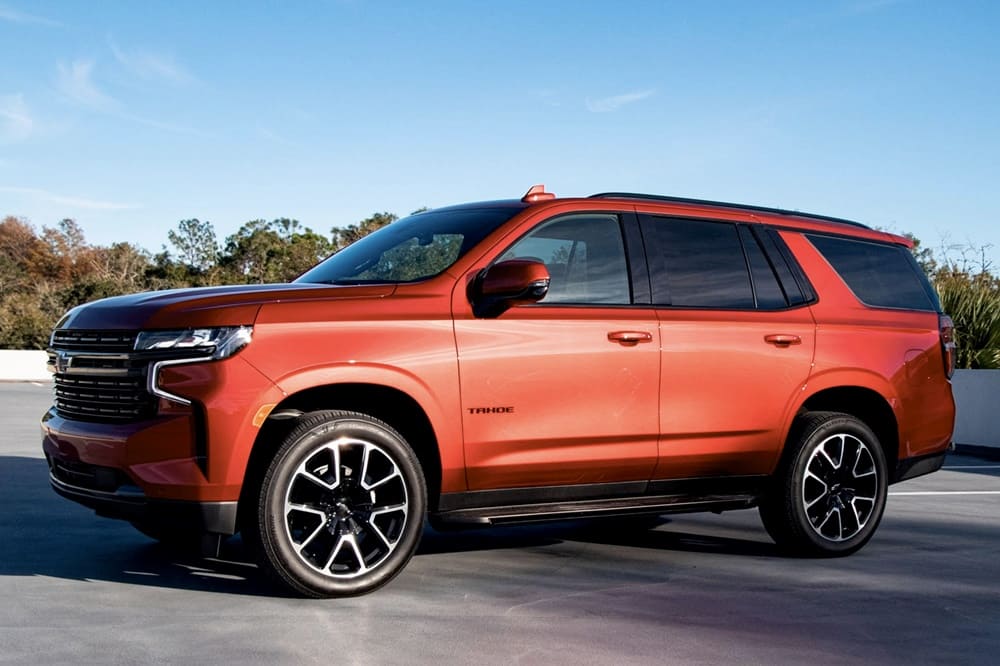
[431,493,758,527]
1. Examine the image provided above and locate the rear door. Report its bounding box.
[453,212,661,490]
[640,215,817,479]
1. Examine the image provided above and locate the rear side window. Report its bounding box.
[640,216,754,308]
[807,234,938,311]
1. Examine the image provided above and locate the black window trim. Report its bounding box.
[737,224,789,310]
[759,226,818,306]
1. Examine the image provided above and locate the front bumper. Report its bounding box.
[47,455,238,534]
[41,354,284,504]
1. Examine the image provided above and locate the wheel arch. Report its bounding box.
[238,381,448,531]
[791,384,900,478]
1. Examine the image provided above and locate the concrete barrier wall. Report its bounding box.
[1,350,997,448]
[0,350,49,382]
[951,369,1000,449]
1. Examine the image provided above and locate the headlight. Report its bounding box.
[135,326,252,359]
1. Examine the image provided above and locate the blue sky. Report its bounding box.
[2,1,998,269]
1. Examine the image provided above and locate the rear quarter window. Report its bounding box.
[806,234,939,311]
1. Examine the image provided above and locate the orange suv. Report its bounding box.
[42,186,956,597]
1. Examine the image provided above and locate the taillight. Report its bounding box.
[939,314,956,379]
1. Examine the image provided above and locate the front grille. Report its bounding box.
[50,329,157,423]
[54,373,156,422]
[51,329,137,352]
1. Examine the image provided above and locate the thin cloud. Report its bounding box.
[0,186,139,211]
[108,38,195,86]
[54,57,207,136]
[0,4,62,27]
[585,89,655,113]
[56,60,119,110]
[0,93,33,143]
[122,112,210,137]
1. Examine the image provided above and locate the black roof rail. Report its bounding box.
[588,192,871,230]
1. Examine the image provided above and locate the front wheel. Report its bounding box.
[249,410,427,597]
[759,411,888,557]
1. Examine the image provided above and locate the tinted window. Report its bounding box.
[501,214,631,304]
[738,226,788,309]
[641,216,754,308]
[807,234,937,311]
[297,206,523,284]
[759,228,811,305]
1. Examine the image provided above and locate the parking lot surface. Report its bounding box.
[2,382,998,664]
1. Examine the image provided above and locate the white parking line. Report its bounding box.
[889,491,1000,496]
[943,465,1000,469]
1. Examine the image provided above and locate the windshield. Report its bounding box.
[296,206,524,285]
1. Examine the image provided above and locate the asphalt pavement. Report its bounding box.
[2,381,998,664]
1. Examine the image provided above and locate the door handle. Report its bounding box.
[608,331,653,346]
[764,334,802,347]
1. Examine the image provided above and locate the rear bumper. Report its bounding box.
[893,450,947,484]
[47,459,238,535]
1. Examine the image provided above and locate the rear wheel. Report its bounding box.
[760,411,888,556]
[248,410,427,597]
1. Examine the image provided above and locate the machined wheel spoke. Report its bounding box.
[852,451,875,478]
[849,499,865,529]
[283,434,409,581]
[344,534,368,574]
[297,445,341,490]
[302,470,337,490]
[370,502,407,518]
[287,502,325,518]
[365,521,393,549]
[802,431,881,543]
[364,470,401,491]
[294,521,326,554]
[322,534,348,571]
[820,437,844,470]
[804,470,828,490]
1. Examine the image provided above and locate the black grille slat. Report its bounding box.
[49,329,157,423]
[51,329,137,353]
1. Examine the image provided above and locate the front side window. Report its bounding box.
[500,214,631,305]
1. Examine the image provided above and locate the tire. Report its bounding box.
[759,411,888,557]
[248,410,427,597]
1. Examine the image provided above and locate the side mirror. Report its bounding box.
[473,259,550,318]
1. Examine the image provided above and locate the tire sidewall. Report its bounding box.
[258,413,427,597]
[789,415,888,555]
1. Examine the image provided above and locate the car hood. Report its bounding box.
[56,283,397,330]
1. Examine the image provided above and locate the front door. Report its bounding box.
[453,212,660,490]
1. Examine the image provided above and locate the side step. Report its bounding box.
[431,493,757,527]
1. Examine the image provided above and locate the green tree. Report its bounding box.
[331,212,397,251]
[908,234,1000,369]
[220,218,333,283]
[167,218,218,272]
[935,268,1000,369]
